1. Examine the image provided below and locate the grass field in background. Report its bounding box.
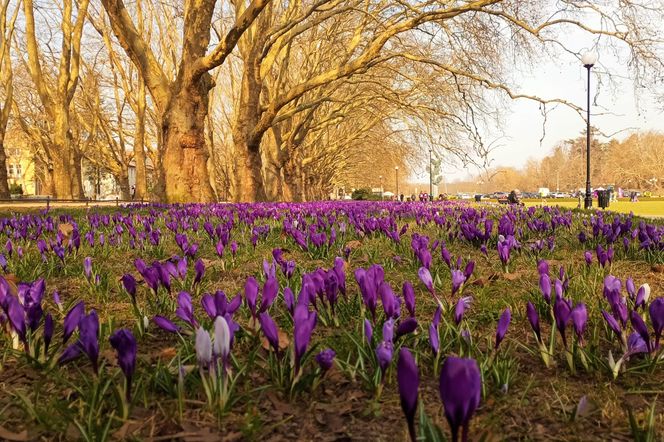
[519,199,664,218]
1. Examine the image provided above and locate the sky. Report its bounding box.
[426,19,664,184]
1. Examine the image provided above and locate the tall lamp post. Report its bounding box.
[379,175,383,200]
[428,148,433,198]
[395,166,399,198]
[582,51,597,209]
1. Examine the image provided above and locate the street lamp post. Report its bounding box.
[379,175,383,200]
[429,148,433,199]
[395,166,399,198]
[582,51,597,209]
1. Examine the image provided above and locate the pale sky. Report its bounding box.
[425,14,664,184]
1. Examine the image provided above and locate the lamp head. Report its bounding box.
[581,52,597,67]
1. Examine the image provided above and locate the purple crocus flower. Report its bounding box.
[283,287,295,316]
[463,261,475,280]
[537,260,549,276]
[153,315,180,333]
[553,299,571,348]
[375,340,393,379]
[109,328,137,401]
[364,318,373,345]
[649,298,664,348]
[395,317,418,338]
[626,278,636,300]
[59,310,100,374]
[570,303,588,345]
[417,267,434,294]
[439,356,481,442]
[260,276,279,313]
[44,313,54,355]
[195,327,212,367]
[433,306,442,328]
[539,274,552,304]
[63,300,85,344]
[52,291,62,309]
[293,305,317,371]
[230,241,238,257]
[121,274,137,302]
[193,259,205,286]
[213,316,232,362]
[451,270,466,296]
[397,348,419,442]
[602,310,622,338]
[5,295,26,342]
[526,301,541,343]
[635,284,650,310]
[402,282,415,317]
[175,292,197,328]
[83,257,93,281]
[245,277,259,319]
[259,312,280,354]
[79,310,100,373]
[630,310,651,353]
[315,348,336,371]
[429,323,440,354]
[495,308,511,350]
[584,251,592,266]
[454,296,472,325]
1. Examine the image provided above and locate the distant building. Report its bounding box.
[4,131,39,195]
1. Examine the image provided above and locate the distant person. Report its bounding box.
[577,192,583,209]
[508,190,520,204]
[400,193,404,202]
[130,186,136,200]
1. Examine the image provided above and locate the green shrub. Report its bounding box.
[351,188,381,200]
[9,182,23,195]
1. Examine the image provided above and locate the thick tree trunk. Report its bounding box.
[233,142,267,201]
[0,134,10,198]
[160,80,215,203]
[134,79,148,199]
[70,149,83,199]
[52,116,73,198]
[283,159,302,202]
[39,165,55,196]
[118,168,130,199]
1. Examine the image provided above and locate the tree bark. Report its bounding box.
[160,80,215,203]
[118,167,130,199]
[134,79,148,199]
[0,133,10,198]
[52,114,73,198]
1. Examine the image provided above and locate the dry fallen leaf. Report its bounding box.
[344,240,362,250]
[2,274,19,296]
[157,347,178,361]
[58,223,74,239]
[0,426,30,442]
[261,329,290,352]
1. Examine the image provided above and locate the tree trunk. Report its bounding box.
[233,141,267,201]
[283,159,301,202]
[39,168,55,196]
[160,80,215,203]
[52,113,73,198]
[134,79,148,199]
[70,149,84,199]
[118,168,130,199]
[0,134,10,198]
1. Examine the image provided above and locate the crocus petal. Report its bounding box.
[397,348,419,441]
[439,356,481,441]
[494,307,511,349]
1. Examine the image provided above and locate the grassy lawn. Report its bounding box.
[521,199,664,218]
[0,202,662,440]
